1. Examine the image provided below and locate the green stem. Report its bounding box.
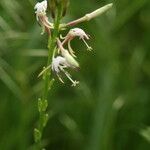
[34,7,62,150]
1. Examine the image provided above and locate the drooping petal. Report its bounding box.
[68,40,76,57]
[81,38,93,51]
[60,67,79,86]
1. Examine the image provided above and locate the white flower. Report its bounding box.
[62,28,92,57]
[52,56,79,86]
[69,28,89,40]
[34,0,47,15]
[52,56,67,73]
[34,0,52,35]
[38,39,79,86]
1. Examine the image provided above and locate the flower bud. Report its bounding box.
[57,39,79,68]
[49,0,69,18]
[61,49,79,69]
[61,0,69,17]
[49,0,56,18]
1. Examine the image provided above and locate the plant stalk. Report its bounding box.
[34,7,62,150]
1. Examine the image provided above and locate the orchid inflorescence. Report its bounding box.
[34,0,113,86]
[33,0,113,147]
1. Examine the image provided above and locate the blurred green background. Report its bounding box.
[0,0,150,149]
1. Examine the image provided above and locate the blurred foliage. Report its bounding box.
[0,0,150,150]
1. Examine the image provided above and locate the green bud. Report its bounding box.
[49,0,56,18]
[48,78,55,90]
[34,128,41,143]
[49,0,69,18]
[61,0,69,17]
[43,113,49,127]
[62,50,79,68]
[38,98,48,112]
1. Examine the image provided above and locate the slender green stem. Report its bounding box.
[43,10,61,101]
[34,7,62,150]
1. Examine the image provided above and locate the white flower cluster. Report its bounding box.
[35,1,92,86]
[51,28,92,86]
